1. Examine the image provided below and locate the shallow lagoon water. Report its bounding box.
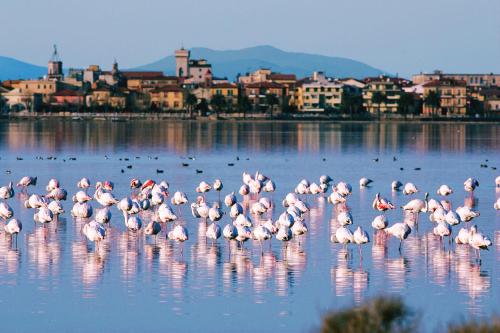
[0,120,498,332]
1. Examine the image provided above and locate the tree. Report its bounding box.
[371,91,386,120]
[196,98,209,116]
[424,90,440,118]
[265,93,280,118]
[185,93,197,119]
[341,91,363,119]
[210,94,226,116]
[238,95,252,119]
[399,92,415,120]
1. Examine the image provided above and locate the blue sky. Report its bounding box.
[1,0,499,77]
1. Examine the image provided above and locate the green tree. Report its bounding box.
[265,93,280,118]
[371,91,386,120]
[398,92,415,120]
[424,90,440,118]
[210,94,227,116]
[185,93,197,119]
[196,98,209,116]
[238,95,252,119]
[341,91,363,119]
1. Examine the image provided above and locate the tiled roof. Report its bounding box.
[422,79,467,87]
[269,73,296,81]
[150,85,184,93]
[122,71,166,79]
[245,81,284,89]
[53,89,84,96]
[211,83,238,89]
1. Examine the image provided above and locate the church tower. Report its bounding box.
[175,47,190,78]
[48,45,63,81]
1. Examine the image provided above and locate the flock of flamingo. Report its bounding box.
[0,172,498,262]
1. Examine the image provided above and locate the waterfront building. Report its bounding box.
[86,87,129,110]
[11,79,58,103]
[413,70,500,88]
[149,86,185,111]
[210,82,239,110]
[422,78,467,115]
[362,76,404,113]
[175,48,213,85]
[243,81,285,112]
[477,88,500,113]
[123,72,179,91]
[2,88,42,111]
[51,90,84,110]
[300,72,343,112]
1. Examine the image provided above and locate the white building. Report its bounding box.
[302,72,343,112]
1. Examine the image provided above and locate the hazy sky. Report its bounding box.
[2,0,499,77]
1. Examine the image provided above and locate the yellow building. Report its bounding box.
[210,83,238,105]
[149,86,185,111]
[12,80,58,103]
[123,72,179,91]
[86,87,128,110]
[422,79,467,115]
[362,77,403,113]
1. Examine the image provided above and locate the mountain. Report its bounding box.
[133,45,385,79]
[0,56,47,81]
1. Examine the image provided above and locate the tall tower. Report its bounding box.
[48,45,63,81]
[175,48,190,78]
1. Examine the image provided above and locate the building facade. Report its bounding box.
[413,71,500,88]
[422,78,467,115]
[362,77,403,113]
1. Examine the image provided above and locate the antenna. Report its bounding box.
[51,44,60,62]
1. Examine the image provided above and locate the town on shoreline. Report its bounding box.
[1,46,499,121]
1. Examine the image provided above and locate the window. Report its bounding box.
[228,90,233,96]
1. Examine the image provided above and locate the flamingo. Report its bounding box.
[454,227,470,244]
[391,181,403,192]
[229,203,244,219]
[0,202,14,221]
[427,198,443,213]
[158,203,177,224]
[77,178,91,192]
[263,180,276,194]
[191,197,209,222]
[320,175,333,186]
[353,226,370,258]
[95,207,111,224]
[46,188,67,201]
[276,226,292,249]
[275,212,294,229]
[332,226,354,252]
[45,178,60,192]
[224,192,237,207]
[456,206,480,222]
[250,201,267,216]
[171,191,188,216]
[259,197,272,210]
[213,179,223,201]
[48,200,65,216]
[337,211,353,226]
[144,220,162,242]
[282,192,299,207]
[433,221,452,245]
[94,188,118,207]
[253,225,271,254]
[359,177,373,188]
[463,177,479,195]
[335,182,352,197]
[71,202,93,219]
[24,194,47,209]
[125,216,142,231]
[496,176,500,187]
[17,176,37,189]
[4,218,22,245]
[206,223,221,244]
[130,178,142,189]
[234,214,252,228]
[72,191,92,203]
[372,193,395,212]
[401,192,429,224]
[196,181,211,199]
[239,184,250,200]
[494,198,500,210]
[262,219,278,234]
[34,206,54,225]
[327,188,346,206]
[167,224,189,249]
[82,220,106,246]
[291,219,308,245]
[403,183,418,195]
[371,215,388,230]
[436,185,453,196]
[0,182,14,200]
[468,225,491,260]
[223,223,237,245]
[385,221,411,251]
[235,225,252,249]
[208,202,224,222]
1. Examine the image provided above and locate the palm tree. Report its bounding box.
[185,93,197,119]
[398,92,415,120]
[238,95,252,119]
[265,93,280,118]
[424,90,440,118]
[210,94,227,117]
[371,91,386,120]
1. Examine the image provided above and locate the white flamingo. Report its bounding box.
[0,202,14,221]
[17,176,37,189]
[4,218,22,245]
[359,177,373,188]
[468,225,491,259]
[206,223,221,244]
[82,220,106,246]
[436,185,453,196]
[0,182,14,200]
[144,220,162,241]
[463,177,479,194]
[403,182,418,195]
[391,180,403,192]
[385,222,411,251]
[253,225,271,254]
[125,216,142,231]
[456,206,480,222]
[353,226,370,257]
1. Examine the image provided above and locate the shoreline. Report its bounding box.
[1,111,499,124]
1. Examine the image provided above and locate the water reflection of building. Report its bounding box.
[2,121,499,155]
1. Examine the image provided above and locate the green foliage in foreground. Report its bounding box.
[320,296,499,333]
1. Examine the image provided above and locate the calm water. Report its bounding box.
[0,120,498,333]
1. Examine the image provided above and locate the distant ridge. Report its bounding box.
[0,56,47,81]
[132,45,385,79]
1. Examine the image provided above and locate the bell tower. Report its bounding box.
[175,47,190,78]
[48,44,63,81]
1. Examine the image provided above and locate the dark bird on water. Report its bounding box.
[196,169,203,174]
[182,163,189,167]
